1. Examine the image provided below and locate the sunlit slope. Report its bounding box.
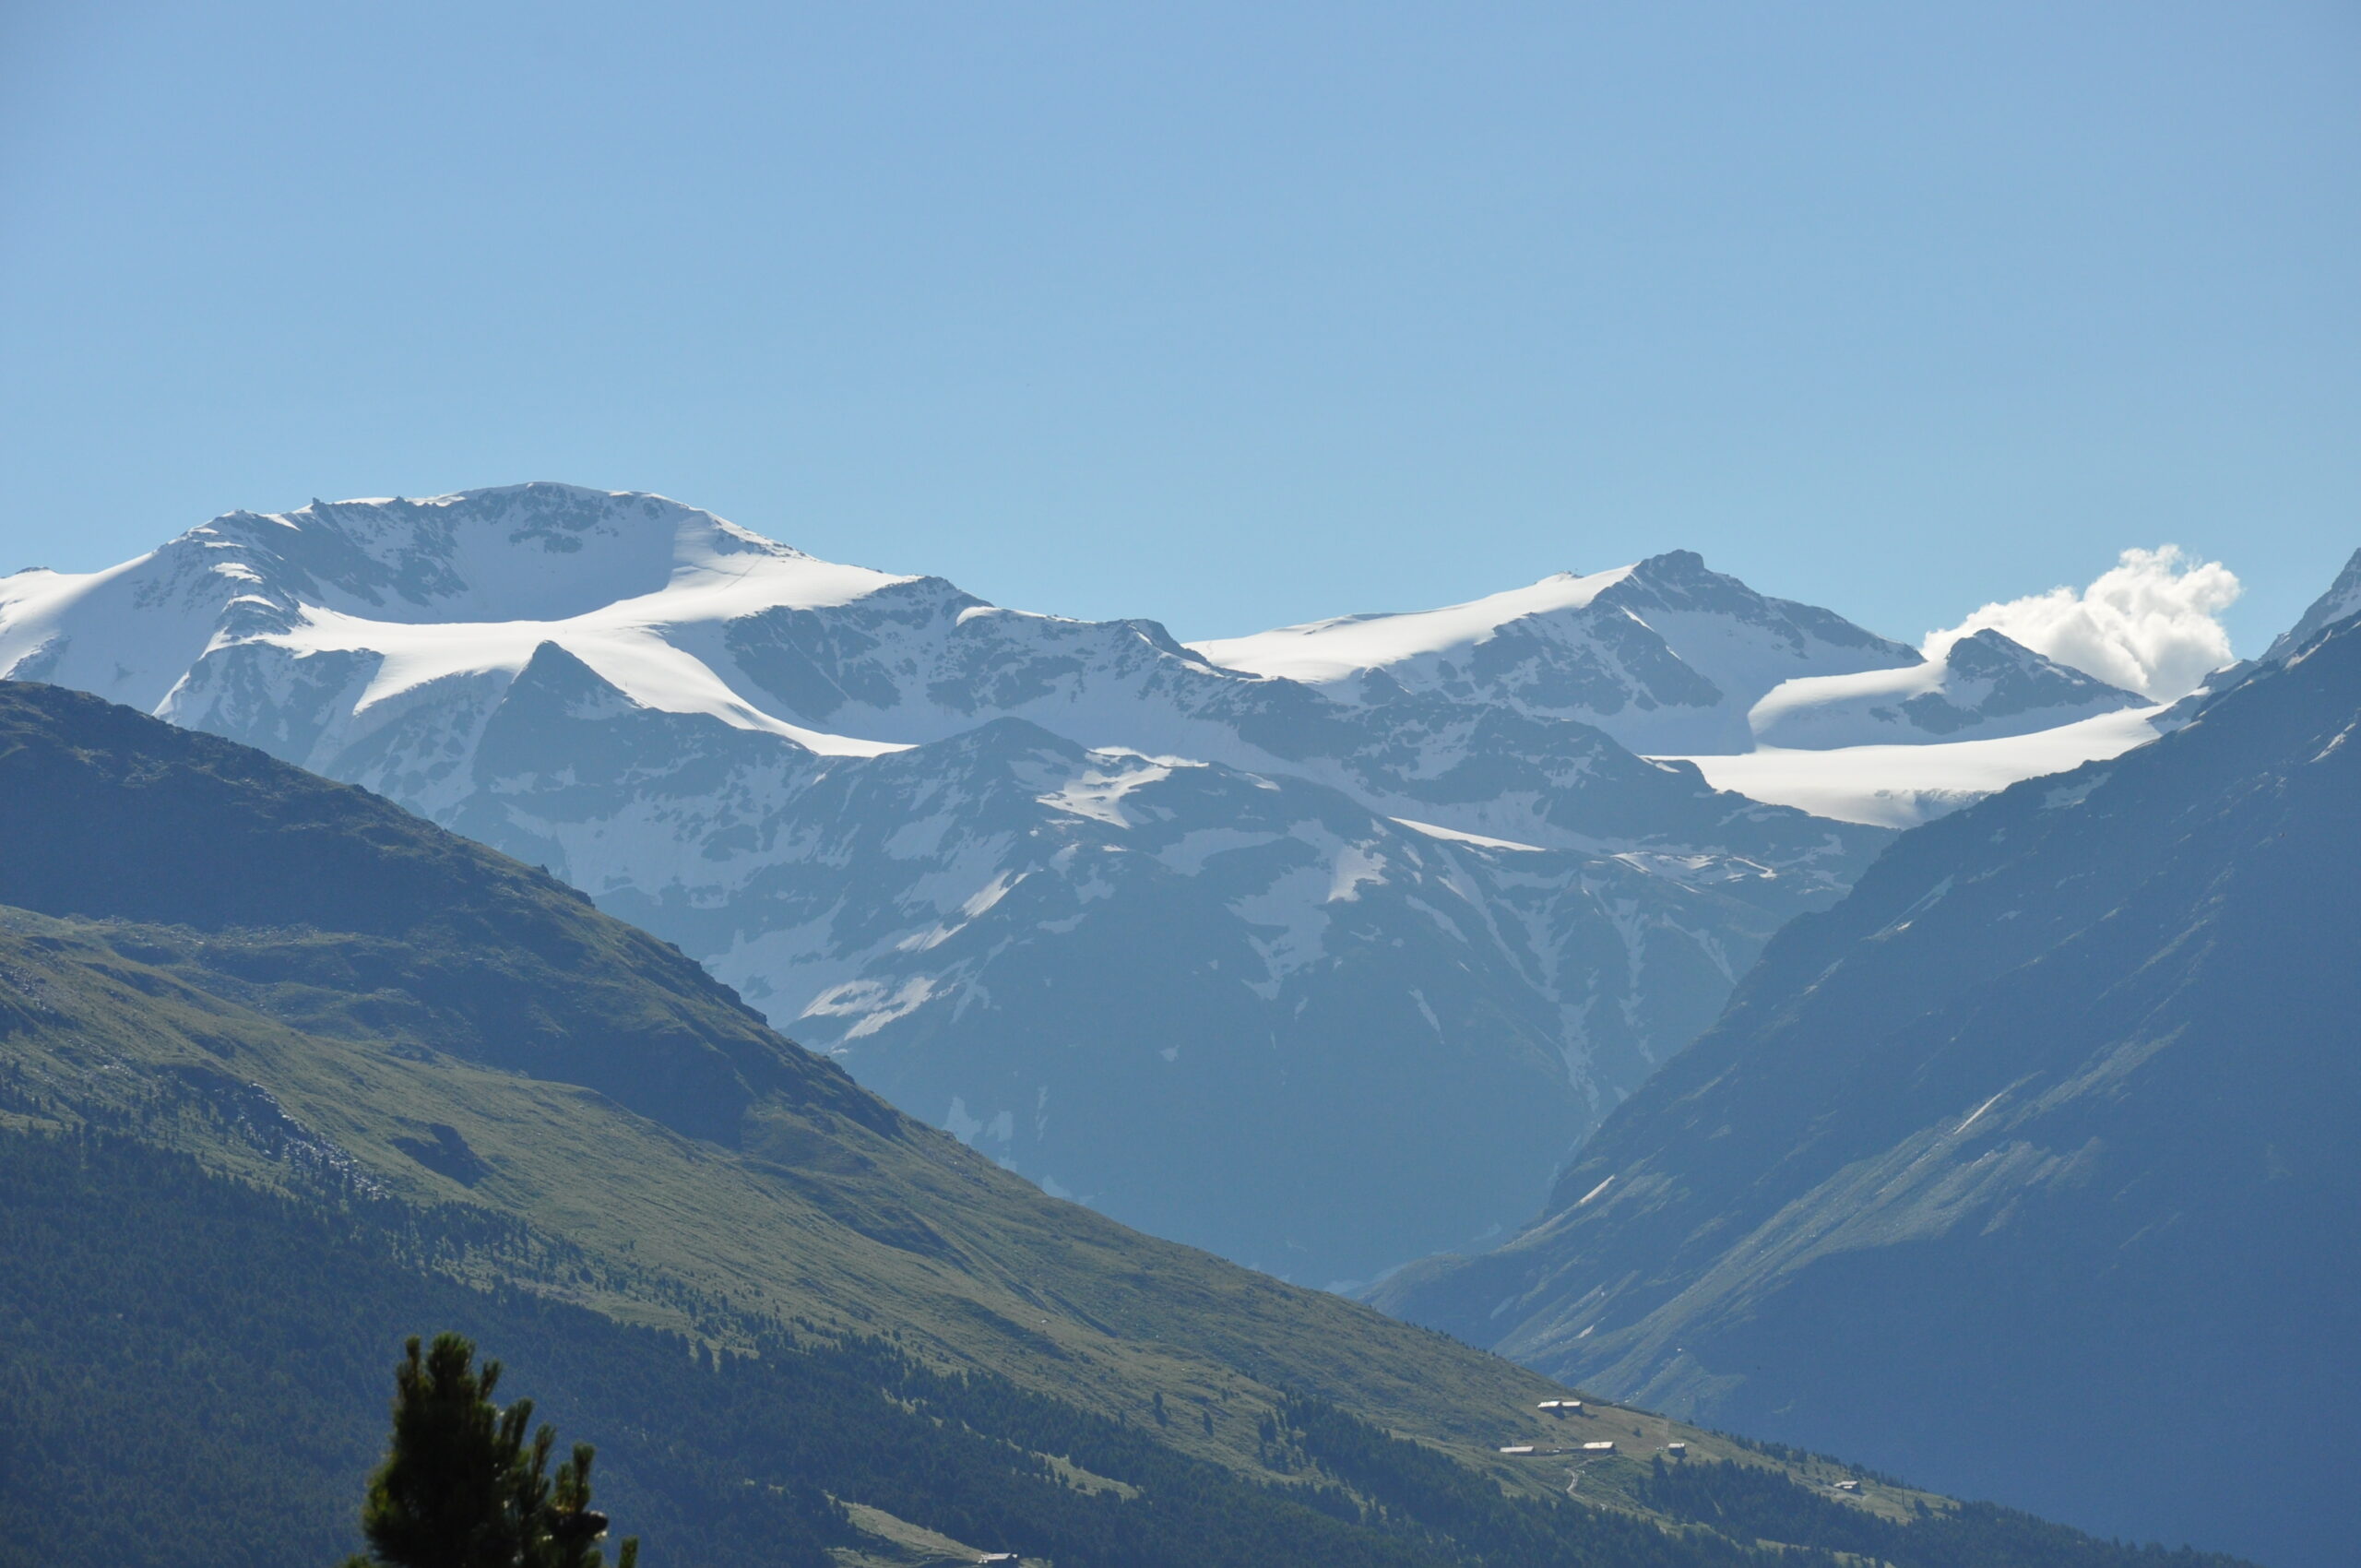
[0,678,2243,1568]
[0,677,1552,1455]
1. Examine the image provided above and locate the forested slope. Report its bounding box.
[0,679,2249,1567]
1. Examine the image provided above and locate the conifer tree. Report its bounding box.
[344,1333,638,1568]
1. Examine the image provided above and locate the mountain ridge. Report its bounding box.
[1192,548,1924,756]
[0,483,2201,1278]
[1369,582,2361,1568]
[0,485,1895,1278]
[0,674,2239,1568]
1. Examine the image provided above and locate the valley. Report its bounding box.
[0,678,2229,1567]
[0,493,2345,1565]
[0,484,2172,1283]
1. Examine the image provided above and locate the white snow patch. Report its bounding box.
[1954,1091,2007,1136]
[1,489,925,752]
[278,605,904,755]
[1390,817,1548,852]
[1746,661,1944,743]
[902,833,1019,915]
[1219,826,1390,969]
[1326,839,1387,902]
[1624,605,1914,731]
[962,872,1024,919]
[1664,707,2167,828]
[1189,568,1637,684]
[1038,758,1174,826]
[802,975,937,1039]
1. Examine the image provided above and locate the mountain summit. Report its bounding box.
[1193,552,2165,826]
[1192,550,1923,754]
[1371,581,2361,1568]
[0,485,1890,1280]
[0,484,2158,1280]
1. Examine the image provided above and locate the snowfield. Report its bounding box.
[1666,707,2171,828]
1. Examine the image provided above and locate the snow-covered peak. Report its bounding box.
[1748,627,2149,751]
[1191,550,1920,754]
[2,484,2176,853]
[0,483,2253,1287]
[0,484,921,741]
[173,482,887,625]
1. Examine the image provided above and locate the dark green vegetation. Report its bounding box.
[347,1333,636,1568]
[0,680,2258,1566]
[6,1129,2251,1568]
[1376,611,2361,1568]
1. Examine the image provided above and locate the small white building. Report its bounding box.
[1536,1398,1584,1414]
[1581,1440,1616,1453]
[1498,1444,1537,1455]
[1664,1442,1687,1455]
[1832,1479,1860,1493]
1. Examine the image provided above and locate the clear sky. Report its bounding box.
[3,1,2355,655]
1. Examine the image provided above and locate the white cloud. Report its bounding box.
[1923,545,2240,702]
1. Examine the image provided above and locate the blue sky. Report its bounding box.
[2,1,2355,653]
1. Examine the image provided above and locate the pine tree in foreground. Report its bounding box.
[342,1332,639,1568]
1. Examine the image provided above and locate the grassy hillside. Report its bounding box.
[0,680,2248,1566]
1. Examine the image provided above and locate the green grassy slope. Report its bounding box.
[0,680,2247,1566]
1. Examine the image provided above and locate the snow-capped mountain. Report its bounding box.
[1650,629,2160,828]
[0,487,913,784]
[1195,558,2170,829]
[1745,627,2146,749]
[0,489,1861,864]
[444,643,1801,1277]
[1192,550,1924,756]
[0,482,2144,1280]
[1370,571,2361,1568]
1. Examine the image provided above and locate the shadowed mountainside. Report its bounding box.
[1373,606,2361,1568]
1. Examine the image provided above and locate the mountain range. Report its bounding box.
[1371,553,2361,1568]
[0,484,2164,1283]
[0,678,2227,1568]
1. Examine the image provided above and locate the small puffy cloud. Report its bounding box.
[1923,545,2240,702]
